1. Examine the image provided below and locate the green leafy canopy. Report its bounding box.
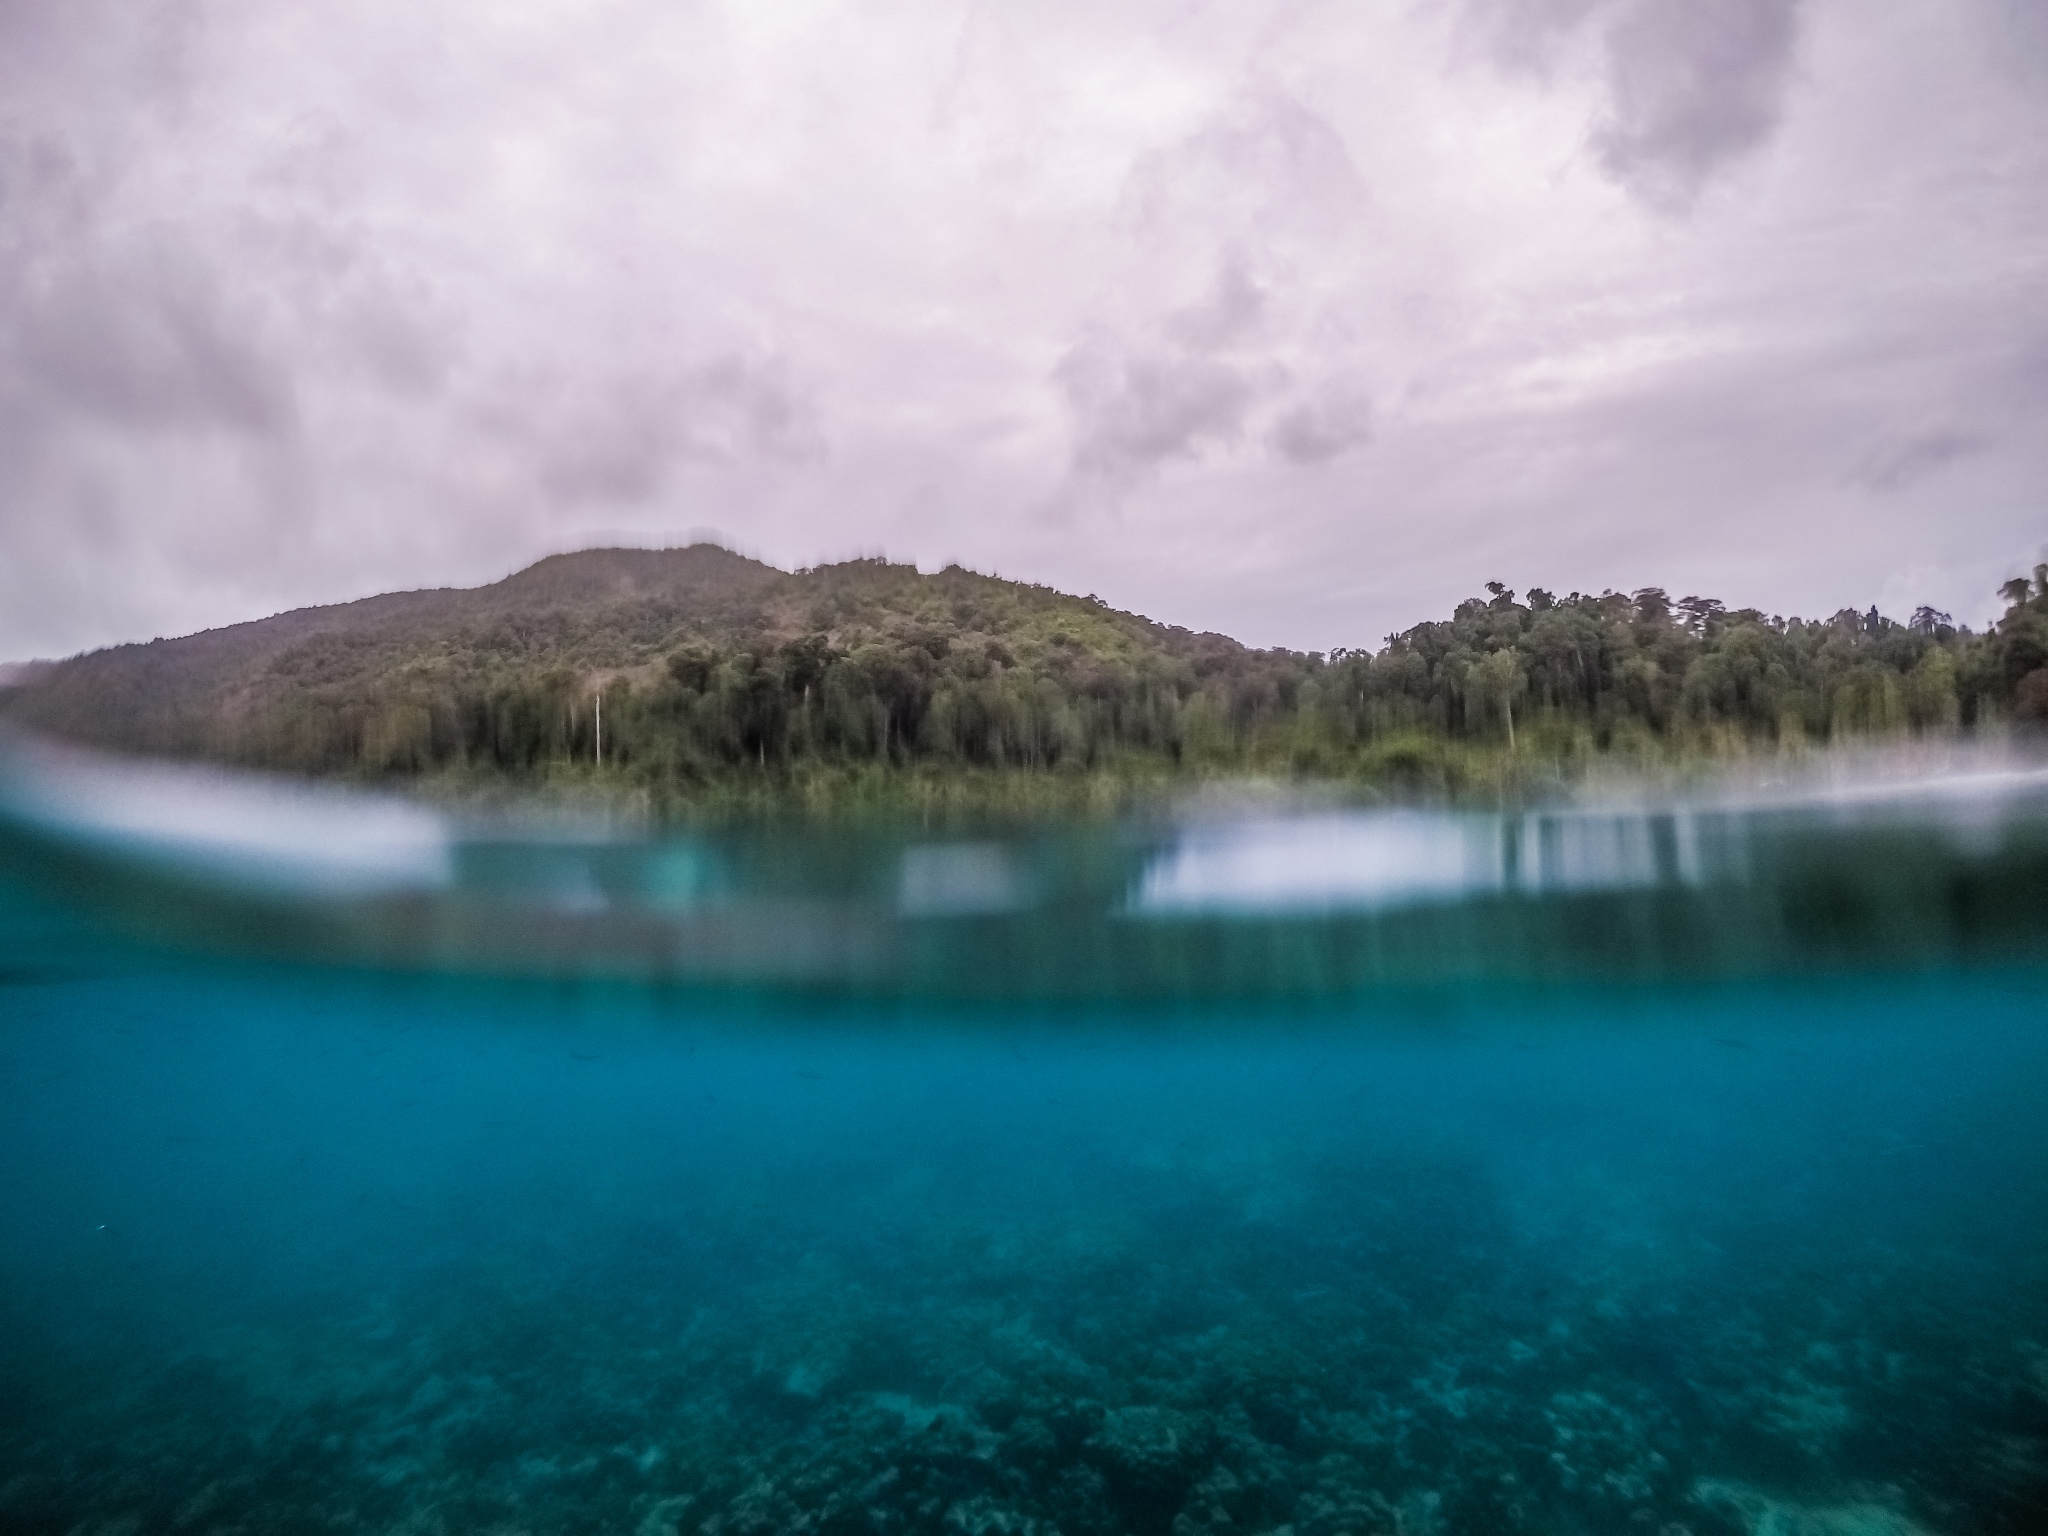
[6,548,2045,818]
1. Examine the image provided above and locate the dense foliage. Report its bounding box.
[6,547,2045,811]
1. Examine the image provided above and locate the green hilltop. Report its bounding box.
[4,546,2045,817]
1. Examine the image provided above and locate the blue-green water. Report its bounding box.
[3,753,2047,1533]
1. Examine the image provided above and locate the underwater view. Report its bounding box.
[3,748,2048,1536]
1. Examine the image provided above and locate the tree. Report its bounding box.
[667,643,718,692]
[1678,596,1727,636]
[2017,669,2048,722]
[778,634,840,705]
[1909,606,1954,636]
[1470,647,1527,750]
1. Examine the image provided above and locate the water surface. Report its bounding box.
[2,752,2046,1535]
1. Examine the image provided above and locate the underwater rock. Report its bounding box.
[1692,1479,1935,1536]
[944,1493,1060,1535]
[697,1475,804,1536]
[1282,1453,1400,1536]
[1000,1415,1061,1470]
[1540,1388,1680,1513]
[955,1365,1024,1430]
[1758,1370,1855,1463]
[1044,1396,1108,1457]
[633,1491,697,1536]
[1176,1463,1244,1530]
[1089,1405,1219,1528]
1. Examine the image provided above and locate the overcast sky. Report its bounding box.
[2,0,2043,660]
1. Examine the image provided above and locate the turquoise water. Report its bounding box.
[3,753,2047,1533]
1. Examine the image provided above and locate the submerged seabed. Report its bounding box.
[3,760,2048,1534]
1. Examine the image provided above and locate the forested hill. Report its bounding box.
[0,547,1288,780]
[0,544,784,757]
[3,546,2045,809]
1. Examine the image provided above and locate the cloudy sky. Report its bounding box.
[1,0,2043,660]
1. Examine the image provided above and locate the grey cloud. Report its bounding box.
[0,1,109,90]
[0,0,2038,662]
[1057,256,1269,479]
[0,0,202,121]
[509,353,824,506]
[0,132,101,274]
[1847,428,1990,494]
[1461,0,1805,212]
[10,246,296,437]
[0,115,295,439]
[1268,384,1373,464]
[1122,91,1368,246]
[343,283,457,397]
[1455,0,1607,76]
[1059,93,1376,486]
[1593,0,1804,211]
[692,354,823,464]
[1057,250,1375,482]
[1056,326,1375,481]
[0,381,56,524]
[1164,255,1266,351]
[1056,330,1258,477]
[526,375,679,504]
[1985,0,2048,83]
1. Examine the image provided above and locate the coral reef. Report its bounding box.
[3,1122,2042,1536]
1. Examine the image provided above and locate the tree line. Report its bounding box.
[204,559,2048,799]
[8,551,2045,807]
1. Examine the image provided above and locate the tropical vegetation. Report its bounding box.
[4,546,2044,816]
